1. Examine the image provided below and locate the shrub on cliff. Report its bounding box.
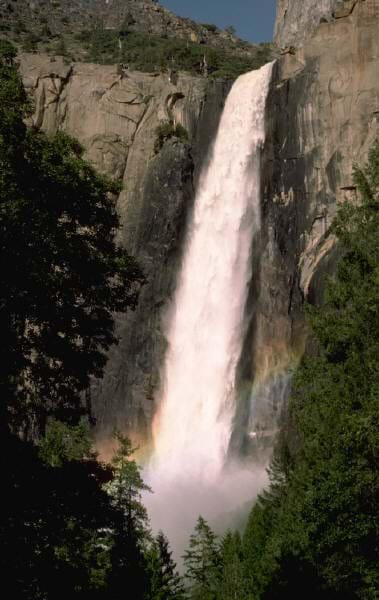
[154,122,189,154]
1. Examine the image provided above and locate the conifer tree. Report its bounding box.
[183,516,221,600]
[219,531,246,600]
[104,433,152,600]
[147,531,185,600]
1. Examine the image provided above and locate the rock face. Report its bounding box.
[260,0,379,367]
[19,54,228,437]
[274,0,359,47]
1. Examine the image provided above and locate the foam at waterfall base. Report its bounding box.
[143,461,268,564]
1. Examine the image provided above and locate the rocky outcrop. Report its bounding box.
[19,54,228,437]
[1,0,256,56]
[274,0,360,48]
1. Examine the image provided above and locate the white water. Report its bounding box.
[144,63,274,554]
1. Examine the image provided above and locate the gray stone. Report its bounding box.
[263,0,379,354]
[274,0,360,48]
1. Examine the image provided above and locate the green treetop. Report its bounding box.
[104,433,152,600]
[183,516,221,600]
[147,530,185,600]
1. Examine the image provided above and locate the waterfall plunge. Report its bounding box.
[144,63,274,554]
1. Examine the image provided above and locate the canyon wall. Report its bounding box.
[18,0,379,443]
[231,0,379,455]
[266,0,379,305]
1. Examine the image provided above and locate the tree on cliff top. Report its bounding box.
[0,43,144,435]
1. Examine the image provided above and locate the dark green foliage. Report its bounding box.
[14,19,27,35]
[40,24,52,39]
[1,431,114,599]
[39,420,94,467]
[104,433,152,600]
[2,428,162,599]
[22,32,40,52]
[0,53,144,435]
[219,531,246,600]
[147,531,185,600]
[55,35,67,56]
[88,23,119,64]
[239,142,379,600]
[0,52,153,598]
[0,39,16,62]
[202,24,218,33]
[154,122,189,154]
[183,516,221,600]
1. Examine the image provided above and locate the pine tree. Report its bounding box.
[147,531,185,600]
[219,531,246,600]
[183,516,221,600]
[104,433,152,600]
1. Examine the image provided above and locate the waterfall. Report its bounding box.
[144,62,274,553]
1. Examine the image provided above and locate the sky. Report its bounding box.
[160,0,277,43]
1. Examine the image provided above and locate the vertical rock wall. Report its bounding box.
[261,0,379,367]
[235,0,379,458]
[274,0,358,47]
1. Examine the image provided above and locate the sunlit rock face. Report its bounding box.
[274,0,353,48]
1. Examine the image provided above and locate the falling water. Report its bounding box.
[144,62,274,554]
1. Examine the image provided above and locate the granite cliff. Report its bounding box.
[263,0,379,330]
[16,0,379,445]
[274,0,361,48]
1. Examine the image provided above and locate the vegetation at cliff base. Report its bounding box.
[0,42,152,599]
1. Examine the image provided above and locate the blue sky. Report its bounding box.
[160,0,277,43]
